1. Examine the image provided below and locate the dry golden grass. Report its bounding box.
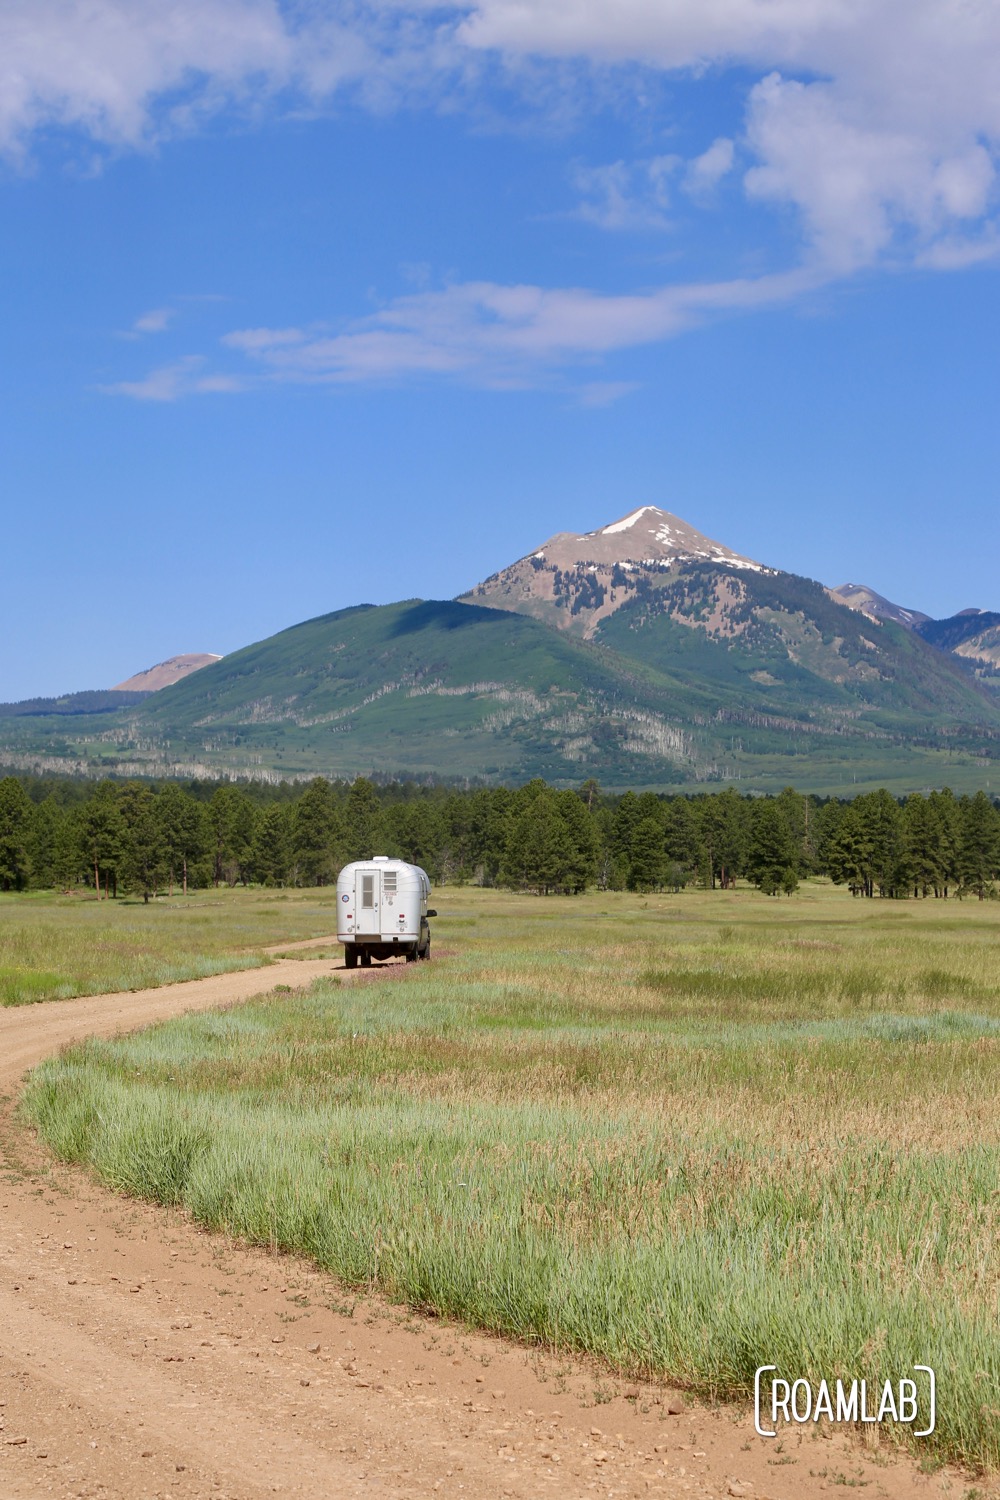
[22,879,1000,1470]
[0,886,341,1004]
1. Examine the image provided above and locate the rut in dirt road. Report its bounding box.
[0,949,979,1500]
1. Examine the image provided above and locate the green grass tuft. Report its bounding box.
[19,882,1000,1472]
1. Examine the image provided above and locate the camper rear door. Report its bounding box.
[355,867,381,935]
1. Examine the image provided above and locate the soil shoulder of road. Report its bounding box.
[0,949,992,1500]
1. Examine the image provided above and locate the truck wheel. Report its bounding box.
[405,947,417,963]
[420,939,431,961]
[360,950,372,967]
[344,947,358,969]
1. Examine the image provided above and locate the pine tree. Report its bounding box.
[926,789,960,897]
[119,784,168,903]
[903,794,936,897]
[825,802,874,895]
[383,798,445,879]
[858,789,906,897]
[577,778,601,813]
[156,783,208,895]
[957,791,1000,899]
[775,786,808,870]
[554,789,599,891]
[254,803,293,886]
[209,786,259,886]
[465,787,512,885]
[746,799,795,892]
[0,777,33,891]
[698,788,748,888]
[292,777,339,883]
[342,777,383,862]
[52,807,83,890]
[628,816,666,891]
[611,791,642,869]
[521,799,567,894]
[664,797,700,873]
[25,795,63,890]
[499,784,572,893]
[78,782,126,899]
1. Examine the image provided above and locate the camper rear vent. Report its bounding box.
[383,870,398,894]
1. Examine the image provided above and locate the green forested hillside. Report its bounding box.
[917,611,1000,652]
[0,690,150,718]
[133,598,722,781]
[1,594,1000,794]
[916,611,1000,688]
[595,564,997,725]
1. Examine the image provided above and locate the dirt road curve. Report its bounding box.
[0,949,983,1500]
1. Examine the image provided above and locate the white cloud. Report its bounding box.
[111,266,819,399]
[0,0,406,159]
[455,0,845,65]
[101,355,244,400]
[916,230,1000,272]
[458,0,1000,270]
[19,0,1000,410]
[576,380,639,407]
[744,71,997,270]
[132,307,174,334]
[211,265,821,390]
[5,1,1000,278]
[0,1,286,156]
[683,137,735,198]
[571,155,678,230]
[223,325,305,353]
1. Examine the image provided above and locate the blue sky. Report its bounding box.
[2,0,999,700]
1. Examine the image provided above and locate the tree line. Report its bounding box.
[0,773,998,901]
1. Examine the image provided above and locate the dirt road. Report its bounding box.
[0,949,985,1499]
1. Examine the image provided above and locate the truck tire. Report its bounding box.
[420,938,431,961]
[405,947,417,963]
[360,949,372,967]
[344,947,358,969]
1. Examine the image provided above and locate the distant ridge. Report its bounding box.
[113,653,221,693]
[0,690,149,719]
[916,611,1000,677]
[831,588,1000,686]
[828,583,930,630]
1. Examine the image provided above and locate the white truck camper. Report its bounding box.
[336,857,436,967]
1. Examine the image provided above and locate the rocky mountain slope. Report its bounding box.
[113,653,221,692]
[826,587,1000,689]
[460,506,993,728]
[827,583,930,629]
[460,506,765,637]
[916,610,1000,682]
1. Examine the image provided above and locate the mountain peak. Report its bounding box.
[536,505,764,572]
[828,583,929,630]
[113,653,222,693]
[460,505,767,637]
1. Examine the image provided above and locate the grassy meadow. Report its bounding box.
[0,886,341,1005]
[19,882,1000,1471]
